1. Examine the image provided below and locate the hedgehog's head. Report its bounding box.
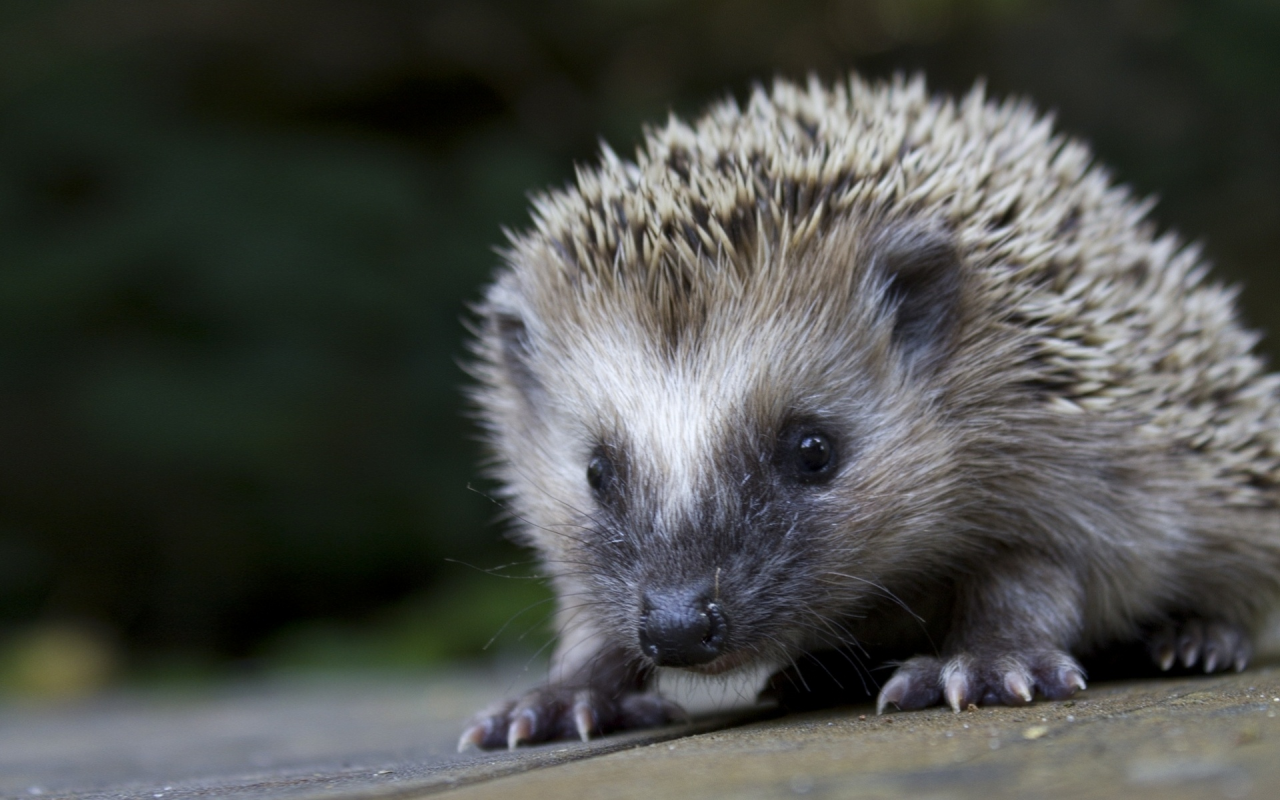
[472,209,974,674]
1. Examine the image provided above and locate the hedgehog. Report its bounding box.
[458,74,1280,751]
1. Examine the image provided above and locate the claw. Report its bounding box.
[507,708,536,750]
[1234,638,1251,673]
[944,670,968,712]
[1066,667,1087,693]
[1178,625,1203,668]
[1004,670,1033,704]
[1203,648,1219,673]
[1179,643,1198,668]
[1149,627,1178,671]
[457,723,487,753]
[572,691,595,742]
[876,673,909,715]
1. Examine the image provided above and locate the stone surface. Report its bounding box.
[5,665,1280,799]
[446,666,1280,800]
[0,668,760,800]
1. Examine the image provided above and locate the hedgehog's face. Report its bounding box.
[479,219,968,673]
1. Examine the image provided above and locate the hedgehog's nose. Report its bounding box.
[638,589,727,667]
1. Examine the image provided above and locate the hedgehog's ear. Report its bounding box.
[494,312,541,399]
[867,223,964,369]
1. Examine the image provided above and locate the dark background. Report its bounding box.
[1,0,1278,695]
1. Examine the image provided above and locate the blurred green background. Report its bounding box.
[1,0,1278,697]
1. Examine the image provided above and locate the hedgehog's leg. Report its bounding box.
[458,635,684,751]
[1148,619,1252,673]
[877,557,1087,713]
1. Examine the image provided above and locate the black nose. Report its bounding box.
[638,589,727,667]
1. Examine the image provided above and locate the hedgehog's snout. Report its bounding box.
[638,587,728,668]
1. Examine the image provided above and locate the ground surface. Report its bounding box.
[5,664,1280,800]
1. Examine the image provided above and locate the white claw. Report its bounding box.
[876,674,908,715]
[1235,638,1252,673]
[572,692,595,742]
[1179,625,1203,669]
[507,709,536,751]
[1066,668,1087,693]
[1157,646,1176,671]
[1004,670,1033,704]
[944,671,968,713]
[457,723,486,753]
[1204,650,1220,674]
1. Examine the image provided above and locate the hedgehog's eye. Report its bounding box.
[798,434,833,473]
[782,429,838,484]
[587,452,613,493]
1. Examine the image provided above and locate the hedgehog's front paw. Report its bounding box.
[1149,620,1251,673]
[458,685,686,751]
[877,649,1086,714]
